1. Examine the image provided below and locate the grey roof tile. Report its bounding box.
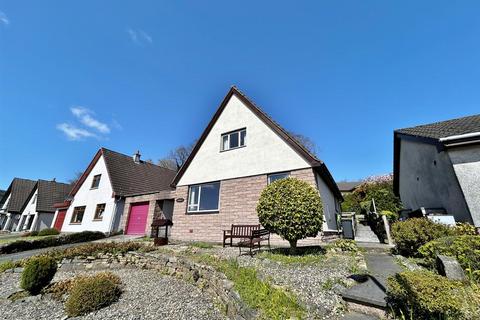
[5,178,37,213]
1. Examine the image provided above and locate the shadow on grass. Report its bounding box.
[268,246,326,256]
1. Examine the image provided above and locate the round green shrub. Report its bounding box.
[453,222,478,236]
[38,228,60,236]
[257,177,323,249]
[65,272,122,316]
[387,271,480,319]
[20,256,57,294]
[418,235,480,281]
[391,218,453,256]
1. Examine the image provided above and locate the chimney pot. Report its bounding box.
[133,150,141,163]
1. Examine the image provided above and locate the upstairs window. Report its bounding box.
[93,203,106,220]
[187,182,220,213]
[221,128,246,151]
[91,174,101,189]
[71,206,85,224]
[267,172,290,184]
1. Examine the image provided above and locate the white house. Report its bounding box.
[0,178,37,231]
[169,86,343,243]
[54,148,176,234]
[16,179,71,232]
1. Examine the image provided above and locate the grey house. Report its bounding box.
[0,178,37,231]
[394,114,480,228]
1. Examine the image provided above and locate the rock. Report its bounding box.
[436,255,466,281]
[13,268,24,273]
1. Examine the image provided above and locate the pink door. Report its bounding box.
[126,202,149,235]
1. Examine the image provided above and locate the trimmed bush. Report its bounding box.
[38,228,60,236]
[391,218,452,256]
[257,177,323,250]
[20,256,57,294]
[453,223,478,236]
[65,272,122,316]
[387,271,480,319]
[418,235,480,281]
[0,231,106,254]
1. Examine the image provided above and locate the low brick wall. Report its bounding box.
[57,251,256,320]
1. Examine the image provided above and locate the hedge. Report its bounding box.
[37,228,60,236]
[387,271,480,319]
[418,235,480,282]
[0,231,106,254]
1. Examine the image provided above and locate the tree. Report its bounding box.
[256,177,323,251]
[68,171,84,185]
[288,131,317,156]
[341,174,402,214]
[157,142,195,171]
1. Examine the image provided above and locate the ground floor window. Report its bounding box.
[267,172,290,184]
[94,203,106,220]
[71,206,86,223]
[187,182,220,213]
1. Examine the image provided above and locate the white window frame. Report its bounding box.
[267,172,290,184]
[220,128,246,152]
[187,182,220,213]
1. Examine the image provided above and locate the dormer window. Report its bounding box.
[221,128,246,151]
[91,174,101,189]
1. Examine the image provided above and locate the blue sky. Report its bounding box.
[1,1,480,189]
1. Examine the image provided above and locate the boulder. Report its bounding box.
[436,255,466,281]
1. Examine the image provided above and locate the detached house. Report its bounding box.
[169,87,343,243]
[394,114,480,229]
[0,178,36,231]
[54,148,176,234]
[16,179,72,232]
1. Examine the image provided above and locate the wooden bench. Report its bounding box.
[223,224,260,247]
[238,229,271,256]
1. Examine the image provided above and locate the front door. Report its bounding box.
[54,209,67,231]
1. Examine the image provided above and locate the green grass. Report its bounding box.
[257,247,326,265]
[0,235,55,245]
[189,241,214,249]
[194,254,305,319]
[0,260,23,273]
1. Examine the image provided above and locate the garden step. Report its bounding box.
[342,253,403,310]
[354,224,380,243]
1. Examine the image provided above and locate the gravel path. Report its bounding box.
[191,246,362,319]
[0,269,225,320]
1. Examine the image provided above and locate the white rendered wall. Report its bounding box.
[316,172,339,231]
[177,95,310,186]
[449,145,480,227]
[19,188,38,230]
[1,193,10,211]
[62,155,116,233]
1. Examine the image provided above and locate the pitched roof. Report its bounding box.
[171,86,343,200]
[35,180,72,212]
[69,148,177,198]
[337,181,363,192]
[396,114,480,140]
[4,178,37,213]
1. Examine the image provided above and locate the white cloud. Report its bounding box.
[56,123,96,141]
[70,106,110,134]
[127,28,153,45]
[0,11,9,25]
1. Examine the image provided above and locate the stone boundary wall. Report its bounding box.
[57,251,256,320]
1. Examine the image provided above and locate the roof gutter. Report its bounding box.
[439,132,480,142]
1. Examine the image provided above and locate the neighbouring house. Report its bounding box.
[54,148,176,234]
[337,181,363,194]
[0,178,37,231]
[169,86,343,244]
[0,190,5,203]
[394,114,480,228]
[16,179,72,232]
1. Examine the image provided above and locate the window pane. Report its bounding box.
[222,135,229,151]
[229,132,239,149]
[268,172,290,184]
[189,186,200,206]
[91,175,101,188]
[240,130,246,146]
[199,182,220,211]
